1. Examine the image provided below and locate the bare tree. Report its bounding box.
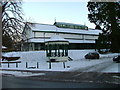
[1,0,25,49]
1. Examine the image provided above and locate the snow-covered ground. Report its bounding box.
[0,50,119,75]
[0,70,45,77]
[101,63,119,72]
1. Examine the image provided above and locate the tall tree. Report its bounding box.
[95,25,101,30]
[87,1,120,52]
[1,0,24,49]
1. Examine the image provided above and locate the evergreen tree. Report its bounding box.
[96,33,110,53]
[95,25,101,30]
[87,1,120,52]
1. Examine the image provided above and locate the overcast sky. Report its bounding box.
[22,1,96,28]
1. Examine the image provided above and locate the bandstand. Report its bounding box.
[45,35,69,62]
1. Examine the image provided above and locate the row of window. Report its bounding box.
[46,50,68,57]
[69,43,95,49]
[33,32,98,40]
[45,44,69,50]
[22,43,96,51]
[56,24,88,30]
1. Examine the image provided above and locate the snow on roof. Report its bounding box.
[28,38,45,43]
[30,23,57,31]
[30,23,102,35]
[27,38,95,43]
[2,46,7,49]
[46,35,68,42]
[57,28,102,35]
[67,39,95,43]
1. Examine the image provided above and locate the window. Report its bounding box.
[35,43,40,50]
[70,25,74,29]
[84,35,95,40]
[34,32,44,37]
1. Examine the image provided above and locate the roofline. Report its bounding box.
[45,40,69,43]
[32,30,100,36]
[25,22,55,27]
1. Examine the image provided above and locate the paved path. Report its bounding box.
[2,70,118,84]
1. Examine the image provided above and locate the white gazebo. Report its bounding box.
[45,35,69,62]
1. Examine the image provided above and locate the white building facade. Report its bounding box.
[21,22,102,51]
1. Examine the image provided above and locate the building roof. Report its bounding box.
[30,23,57,31]
[29,23,102,35]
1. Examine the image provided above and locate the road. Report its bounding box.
[101,62,119,72]
[2,76,119,88]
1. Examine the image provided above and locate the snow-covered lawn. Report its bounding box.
[0,70,45,77]
[1,50,119,73]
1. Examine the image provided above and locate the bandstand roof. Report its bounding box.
[45,35,69,45]
[45,35,69,42]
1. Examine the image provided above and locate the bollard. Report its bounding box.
[26,62,28,68]
[63,62,65,68]
[49,61,51,69]
[37,62,39,68]
[8,62,10,68]
[16,62,18,68]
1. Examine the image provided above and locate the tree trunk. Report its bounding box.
[111,35,120,53]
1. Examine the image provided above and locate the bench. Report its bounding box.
[0,61,21,63]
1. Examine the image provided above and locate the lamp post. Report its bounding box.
[0,3,2,67]
[0,3,2,90]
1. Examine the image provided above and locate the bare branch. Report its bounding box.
[2,0,25,48]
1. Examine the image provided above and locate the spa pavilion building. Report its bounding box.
[21,22,102,51]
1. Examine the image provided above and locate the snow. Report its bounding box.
[45,35,68,42]
[30,23,102,35]
[31,23,57,31]
[0,70,45,77]
[3,52,20,57]
[57,28,102,35]
[28,38,45,43]
[1,50,120,74]
[27,38,95,43]
[67,39,95,43]
[2,46,7,49]
[101,63,119,73]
